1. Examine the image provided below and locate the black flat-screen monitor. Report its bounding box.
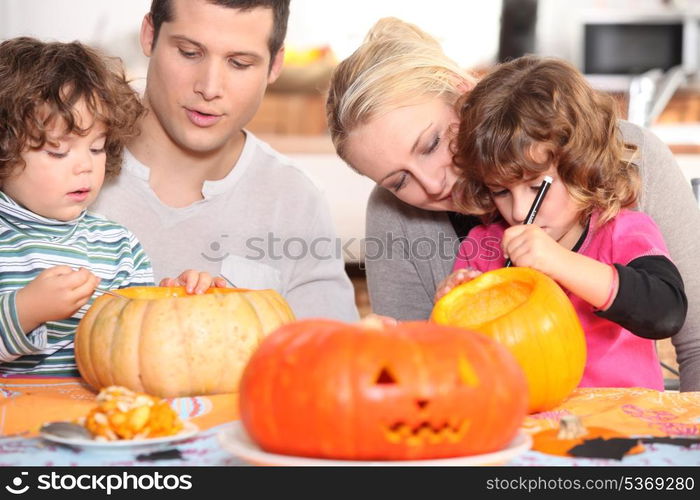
[584,23,683,74]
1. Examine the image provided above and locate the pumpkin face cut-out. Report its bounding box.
[75,286,295,398]
[239,319,528,461]
[431,267,587,413]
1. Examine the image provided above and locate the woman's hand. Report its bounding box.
[159,270,228,294]
[15,266,100,332]
[435,267,482,302]
[359,313,398,328]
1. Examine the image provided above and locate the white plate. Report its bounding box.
[40,421,199,450]
[218,421,532,466]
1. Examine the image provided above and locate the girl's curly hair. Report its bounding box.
[0,37,145,182]
[453,55,639,226]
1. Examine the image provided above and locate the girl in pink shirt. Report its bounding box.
[440,56,687,390]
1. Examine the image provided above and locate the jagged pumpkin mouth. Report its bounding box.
[384,420,471,445]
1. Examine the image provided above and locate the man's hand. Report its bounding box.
[15,266,100,333]
[159,270,227,294]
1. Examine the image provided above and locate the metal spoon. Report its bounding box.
[96,288,129,300]
[219,275,237,288]
[40,421,94,440]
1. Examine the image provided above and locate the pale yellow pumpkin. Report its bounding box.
[75,287,295,398]
[431,267,586,413]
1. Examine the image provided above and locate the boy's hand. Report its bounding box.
[435,268,482,302]
[15,266,100,332]
[159,270,227,294]
[502,224,566,274]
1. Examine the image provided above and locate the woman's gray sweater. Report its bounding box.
[365,121,700,391]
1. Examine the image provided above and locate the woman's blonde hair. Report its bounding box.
[453,55,639,226]
[326,17,475,165]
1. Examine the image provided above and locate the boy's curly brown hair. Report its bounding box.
[452,55,639,226]
[0,37,145,183]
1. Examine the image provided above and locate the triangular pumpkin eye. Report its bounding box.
[375,367,397,385]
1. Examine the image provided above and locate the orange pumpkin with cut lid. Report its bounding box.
[431,267,587,413]
[75,286,295,398]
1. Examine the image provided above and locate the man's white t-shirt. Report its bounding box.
[91,132,359,321]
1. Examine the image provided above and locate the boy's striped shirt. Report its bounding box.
[0,192,154,376]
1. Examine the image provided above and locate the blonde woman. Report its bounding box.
[326,17,700,391]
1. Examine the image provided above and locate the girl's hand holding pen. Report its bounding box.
[504,176,552,268]
[502,224,567,276]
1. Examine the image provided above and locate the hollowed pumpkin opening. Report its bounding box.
[436,279,533,329]
[114,286,253,300]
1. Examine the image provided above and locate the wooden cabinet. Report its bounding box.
[610,89,700,124]
[249,87,700,138]
[655,90,700,124]
[605,90,700,154]
[247,91,329,136]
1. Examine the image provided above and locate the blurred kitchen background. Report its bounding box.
[3,0,699,378]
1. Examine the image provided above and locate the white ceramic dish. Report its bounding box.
[40,421,199,450]
[218,421,531,466]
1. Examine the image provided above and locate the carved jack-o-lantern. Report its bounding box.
[238,319,528,461]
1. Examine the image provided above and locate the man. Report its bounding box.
[92,0,359,321]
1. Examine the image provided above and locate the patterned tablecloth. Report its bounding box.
[1,376,699,466]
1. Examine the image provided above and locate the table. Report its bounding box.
[1,377,699,466]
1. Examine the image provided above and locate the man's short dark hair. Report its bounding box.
[149,0,290,58]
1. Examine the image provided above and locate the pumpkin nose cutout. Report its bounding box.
[415,399,429,410]
[375,367,397,385]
